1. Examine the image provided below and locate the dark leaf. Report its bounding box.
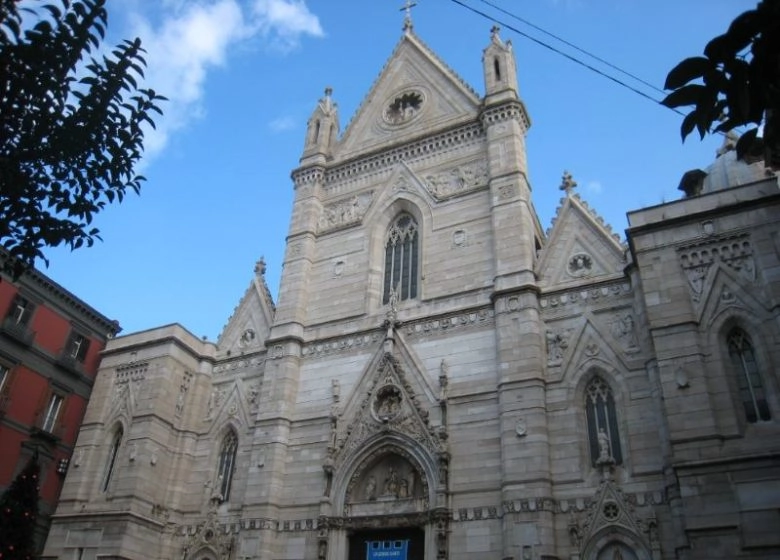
[664,57,711,90]
[661,84,707,109]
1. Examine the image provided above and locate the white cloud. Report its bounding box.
[586,180,604,194]
[251,0,324,50]
[123,0,323,160]
[269,116,297,132]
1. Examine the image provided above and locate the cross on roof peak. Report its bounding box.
[401,0,417,32]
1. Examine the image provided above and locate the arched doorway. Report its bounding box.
[326,436,449,560]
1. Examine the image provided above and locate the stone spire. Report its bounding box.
[301,87,339,163]
[482,25,519,102]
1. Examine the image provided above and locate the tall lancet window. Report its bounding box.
[216,431,238,502]
[101,427,123,492]
[383,213,419,304]
[727,328,771,423]
[585,376,623,466]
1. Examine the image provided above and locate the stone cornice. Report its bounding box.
[323,122,485,191]
[480,100,531,131]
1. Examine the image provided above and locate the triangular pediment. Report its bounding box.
[217,265,275,358]
[537,195,626,289]
[330,330,445,471]
[698,262,770,328]
[578,478,652,556]
[205,380,251,433]
[554,318,631,384]
[335,32,481,161]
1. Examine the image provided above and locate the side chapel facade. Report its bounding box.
[43,24,780,560]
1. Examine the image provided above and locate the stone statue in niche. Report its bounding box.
[611,312,639,351]
[383,466,399,496]
[373,385,403,422]
[379,466,413,500]
[597,428,613,464]
[546,330,568,365]
[364,475,377,501]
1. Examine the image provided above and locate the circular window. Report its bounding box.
[603,501,619,521]
[382,90,424,126]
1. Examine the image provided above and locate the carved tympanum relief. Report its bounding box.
[345,452,425,517]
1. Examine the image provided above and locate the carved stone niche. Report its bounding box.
[345,453,426,518]
[372,384,403,423]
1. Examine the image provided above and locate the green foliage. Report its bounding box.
[0,454,41,560]
[0,0,165,275]
[662,0,780,168]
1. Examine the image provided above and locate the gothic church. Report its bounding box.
[44,21,780,560]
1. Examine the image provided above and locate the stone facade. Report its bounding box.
[43,25,780,560]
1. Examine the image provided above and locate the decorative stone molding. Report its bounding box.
[678,233,755,302]
[403,308,494,339]
[317,190,375,233]
[480,101,530,130]
[423,161,488,200]
[302,331,383,359]
[332,354,447,472]
[323,123,486,188]
[540,282,631,311]
[497,183,516,200]
[291,166,324,187]
[212,355,265,375]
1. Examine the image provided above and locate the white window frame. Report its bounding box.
[42,393,64,433]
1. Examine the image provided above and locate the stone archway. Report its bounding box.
[582,526,652,560]
[324,435,448,560]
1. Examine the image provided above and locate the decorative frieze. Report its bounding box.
[302,331,383,359]
[291,167,324,187]
[318,190,375,233]
[403,308,494,338]
[480,101,530,129]
[323,123,486,188]
[213,355,265,375]
[423,161,488,200]
[540,282,631,311]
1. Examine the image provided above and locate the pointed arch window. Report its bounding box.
[727,329,771,423]
[585,376,623,466]
[383,213,419,304]
[216,431,238,502]
[101,427,123,492]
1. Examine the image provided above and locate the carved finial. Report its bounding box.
[490,24,501,42]
[560,171,577,195]
[324,86,332,98]
[401,0,417,31]
[255,256,267,276]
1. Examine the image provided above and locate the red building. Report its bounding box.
[0,259,119,551]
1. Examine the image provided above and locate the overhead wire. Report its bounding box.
[445,0,687,118]
[473,0,668,96]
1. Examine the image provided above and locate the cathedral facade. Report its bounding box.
[43,25,780,560]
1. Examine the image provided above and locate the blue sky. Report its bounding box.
[41,0,754,341]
